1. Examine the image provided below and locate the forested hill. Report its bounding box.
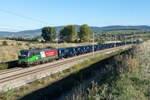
[0,25,150,37]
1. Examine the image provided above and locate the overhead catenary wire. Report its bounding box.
[0,8,49,25]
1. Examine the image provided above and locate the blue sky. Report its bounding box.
[0,0,150,31]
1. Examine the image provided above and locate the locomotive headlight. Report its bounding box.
[36,57,38,60]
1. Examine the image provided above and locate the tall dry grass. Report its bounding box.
[60,41,150,100]
[134,40,150,78]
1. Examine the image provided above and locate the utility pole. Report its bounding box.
[56,31,59,49]
[114,34,116,47]
[132,32,134,44]
[133,32,135,43]
[92,32,94,56]
[124,33,126,45]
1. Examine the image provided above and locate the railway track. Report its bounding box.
[0,54,86,84]
[0,45,132,92]
[0,68,23,75]
[0,53,87,80]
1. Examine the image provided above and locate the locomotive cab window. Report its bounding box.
[19,50,29,57]
[29,51,34,58]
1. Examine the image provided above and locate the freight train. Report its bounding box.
[18,41,138,66]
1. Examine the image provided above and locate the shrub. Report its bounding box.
[17,42,22,46]
[2,41,8,46]
[113,54,137,73]
[0,63,8,70]
[97,39,106,44]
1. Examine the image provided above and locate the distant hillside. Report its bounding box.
[0,25,150,38]
[0,31,14,37]
[98,25,150,30]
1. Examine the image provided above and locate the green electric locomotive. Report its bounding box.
[18,47,58,66]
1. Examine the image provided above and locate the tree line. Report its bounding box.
[41,24,92,42]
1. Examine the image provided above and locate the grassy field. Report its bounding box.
[96,29,149,34]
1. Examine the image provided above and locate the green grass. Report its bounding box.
[0,90,15,100]
[82,73,150,100]
[97,73,150,100]
[0,64,8,70]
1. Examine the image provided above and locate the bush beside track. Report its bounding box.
[0,61,18,70]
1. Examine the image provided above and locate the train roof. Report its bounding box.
[20,47,56,52]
